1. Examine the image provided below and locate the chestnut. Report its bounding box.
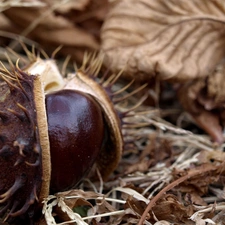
[0,61,123,223]
[46,89,106,193]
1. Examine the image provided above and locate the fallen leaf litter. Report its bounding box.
[1,1,225,225]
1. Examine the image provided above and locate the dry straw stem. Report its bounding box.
[190,203,225,224]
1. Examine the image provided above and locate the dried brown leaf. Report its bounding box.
[54,197,92,223]
[3,6,98,47]
[185,192,207,206]
[125,197,147,218]
[198,61,225,109]
[44,0,90,13]
[56,189,104,200]
[0,0,46,12]
[178,60,225,142]
[101,0,225,82]
[125,158,151,174]
[125,194,193,223]
[190,109,223,143]
[151,194,194,223]
[1,0,109,62]
[173,163,223,197]
[197,150,225,164]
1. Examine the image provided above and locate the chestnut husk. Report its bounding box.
[0,59,123,223]
[0,68,50,223]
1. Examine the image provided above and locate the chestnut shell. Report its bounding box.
[0,60,123,223]
[0,70,43,222]
[45,89,106,193]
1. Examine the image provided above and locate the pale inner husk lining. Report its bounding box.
[33,74,51,203]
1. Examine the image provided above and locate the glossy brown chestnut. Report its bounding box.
[46,89,105,193]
